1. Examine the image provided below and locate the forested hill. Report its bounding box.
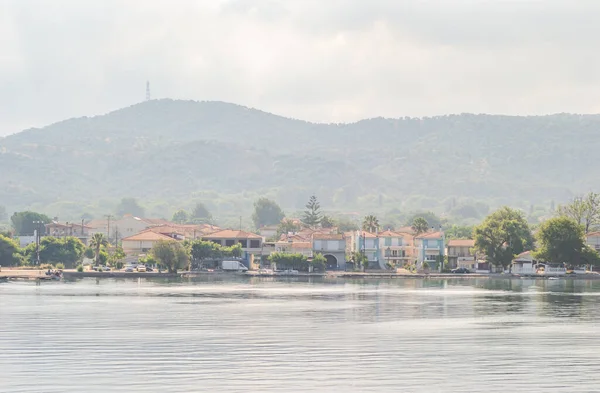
[1,99,598,215]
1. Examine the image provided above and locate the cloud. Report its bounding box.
[1,0,600,135]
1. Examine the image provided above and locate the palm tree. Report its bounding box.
[89,233,108,265]
[362,215,380,233]
[411,217,429,236]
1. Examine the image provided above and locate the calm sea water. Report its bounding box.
[2,276,600,392]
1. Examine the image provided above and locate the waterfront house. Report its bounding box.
[414,231,445,270]
[45,221,93,245]
[121,231,179,255]
[511,251,537,274]
[274,240,313,257]
[312,233,346,270]
[88,215,174,241]
[377,230,415,268]
[202,229,263,267]
[258,225,279,240]
[353,231,380,268]
[446,239,476,270]
[586,231,600,252]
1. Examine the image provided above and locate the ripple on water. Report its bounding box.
[1,277,600,392]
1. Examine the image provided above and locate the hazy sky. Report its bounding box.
[2,0,600,135]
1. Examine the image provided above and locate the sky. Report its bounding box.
[2,0,600,135]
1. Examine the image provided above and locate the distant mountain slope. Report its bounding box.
[1,99,598,212]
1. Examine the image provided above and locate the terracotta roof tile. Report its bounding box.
[202,229,262,239]
[312,233,344,240]
[447,239,475,247]
[416,231,444,239]
[122,231,176,242]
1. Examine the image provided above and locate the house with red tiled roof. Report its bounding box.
[415,230,446,270]
[45,221,94,245]
[202,229,263,267]
[88,215,177,242]
[446,239,476,269]
[348,230,417,269]
[121,231,179,255]
[274,241,313,257]
[312,233,346,270]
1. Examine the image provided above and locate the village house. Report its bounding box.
[446,239,476,270]
[258,224,279,240]
[378,230,415,268]
[586,231,600,252]
[352,231,380,268]
[202,229,263,267]
[121,230,181,255]
[414,231,445,270]
[511,251,537,274]
[88,215,173,241]
[312,233,346,270]
[45,221,93,245]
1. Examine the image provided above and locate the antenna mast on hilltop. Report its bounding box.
[146,81,151,101]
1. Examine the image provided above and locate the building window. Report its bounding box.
[238,240,248,248]
[250,240,260,248]
[225,239,235,247]
[384,237,391,247]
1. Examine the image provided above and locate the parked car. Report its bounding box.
[124,265,135,272]
[92,266,111,272]
[136,265,147,272]
[451,267,471,274]
[145,266,153,272]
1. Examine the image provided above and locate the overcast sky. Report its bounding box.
[1,0,600,135]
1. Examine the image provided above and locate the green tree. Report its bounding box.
[406,211,443,229]
[190,202,212,224]
[320,215,335,229]
[252,198,285,228]
[150,240,189,273]
[268,252,309,271]
[190,240,221,269]
[337,218,359,232]
[312,253,327,272]
[474,207,534,270]
[116,198,145,217]
[84,247,95,259]
[89,233,109,265]
[0,234,21,266]
[171,209,189,224]
[108,246,126,267]
[534,217,592,266]
[411,217,429,236]
[445,224,474,239]
[24,236,85,268]
[557,192,600,233]
[362,215,380,233]
[11,211,51,236]
[277,219,302,237]
[348,251,368,271]
[302,195,322,228]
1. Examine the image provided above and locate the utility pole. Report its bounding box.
[105,215,113,242]
[115,226,119,246]
[33,221,43,266]
[239,216,242,231]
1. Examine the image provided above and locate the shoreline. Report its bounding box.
[2,268,600,281]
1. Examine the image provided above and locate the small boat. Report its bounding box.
[44,270,63,280]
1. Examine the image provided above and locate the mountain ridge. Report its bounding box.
[0,99,597,220]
